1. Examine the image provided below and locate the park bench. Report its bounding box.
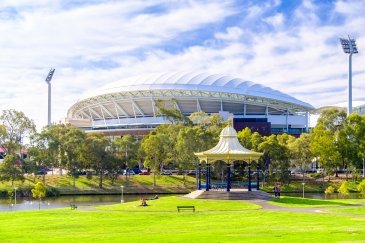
[70,204,78,210]
[177,206,195,212]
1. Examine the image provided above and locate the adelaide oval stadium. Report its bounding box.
[66,72,314,137]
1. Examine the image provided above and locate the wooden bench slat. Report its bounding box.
[177,206,195,212]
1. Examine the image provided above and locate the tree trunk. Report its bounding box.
[99,170,103,188]
[153,173,156,187]
[38,198,41,210]
[221,167,224,183]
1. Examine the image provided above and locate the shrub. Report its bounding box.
[46,187,60,197]
[86,173,93,180]
[357,180,365,196]
[310,173,321,179]
[325,185,335,194]
[338,181,350,195]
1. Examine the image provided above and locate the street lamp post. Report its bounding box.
[340,36,358,115]
[120,185,124,203]
[14,187,18,205]
[302,182,305,198]
[45,68,55,125]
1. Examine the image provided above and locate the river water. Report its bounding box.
[0,193,363,212]
[0,194,157,212]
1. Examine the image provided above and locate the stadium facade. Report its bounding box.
[66,72,315,136]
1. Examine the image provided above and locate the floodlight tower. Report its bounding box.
[340,35,358,115]
[45,68,55,125]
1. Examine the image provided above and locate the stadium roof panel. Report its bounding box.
[78,72,314,110]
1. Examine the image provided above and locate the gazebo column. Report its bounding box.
[256,164,260,190]
[248,164,252,191]
[227,163,231,192]
[208,163,211,189]
[205,163,210,191]
[198,163,202,190]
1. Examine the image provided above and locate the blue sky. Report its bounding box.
[0,0,364,129]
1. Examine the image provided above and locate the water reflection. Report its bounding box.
[0,194,156,212]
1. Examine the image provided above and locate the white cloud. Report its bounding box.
[1,0,365,131]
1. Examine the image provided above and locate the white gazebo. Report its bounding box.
[194,125,263,191]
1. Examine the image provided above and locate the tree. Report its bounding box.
[0,154,24,186]
[258,134,290,184]
[34,124,68,175]
[188,111,210,126]
[155,99,191,125]
[27,138,51,183]
[113,134,138,181]
[340,114,365,173]
[0,109,36,154]
[250,132,263,151]
[288,133,313,181]
[311,124,341,181]
[141,133,168,187]
[32,182,46,210]
[237,127,252,149]
[79,133,112,188]
[316,108,346,133]
[175,126,215,184]
[61,126,86,187]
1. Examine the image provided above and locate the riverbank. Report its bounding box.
[0,174,197,197]
[1,174,363,198]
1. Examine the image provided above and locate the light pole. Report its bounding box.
[302,182,305,198]
[14,186,18,207]
[340,36,358,115]
[45,68,55,125]
[120,185,124,203]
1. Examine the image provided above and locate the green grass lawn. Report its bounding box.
[97,195,261,211]
[327,206,365,215]
[1,196,365,242]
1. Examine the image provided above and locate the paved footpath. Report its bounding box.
[252,200,333,214]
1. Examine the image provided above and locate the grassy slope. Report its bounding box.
[0,175,197,195]
[0,196,365,242]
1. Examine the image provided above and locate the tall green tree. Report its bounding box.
[113,135,138,181]
[0,109,35,154]
[61,126,85,187]
[27,136,51,183]
[340,113,365,174]
[311,124,341,181]
[237,127,253,149]
[175,126,214,184]
[141,133,168,187]
[0,154,24,186]
[258,134,290,184]
[155,99,191,125]
[288,133,313,180]
[35,124,69,175]
[79,133,112,188]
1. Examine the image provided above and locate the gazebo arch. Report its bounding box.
[194,125,263,192]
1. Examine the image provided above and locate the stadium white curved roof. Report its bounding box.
[81,72,314,110]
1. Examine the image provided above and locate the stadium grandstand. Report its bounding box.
[66,72,314,137]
